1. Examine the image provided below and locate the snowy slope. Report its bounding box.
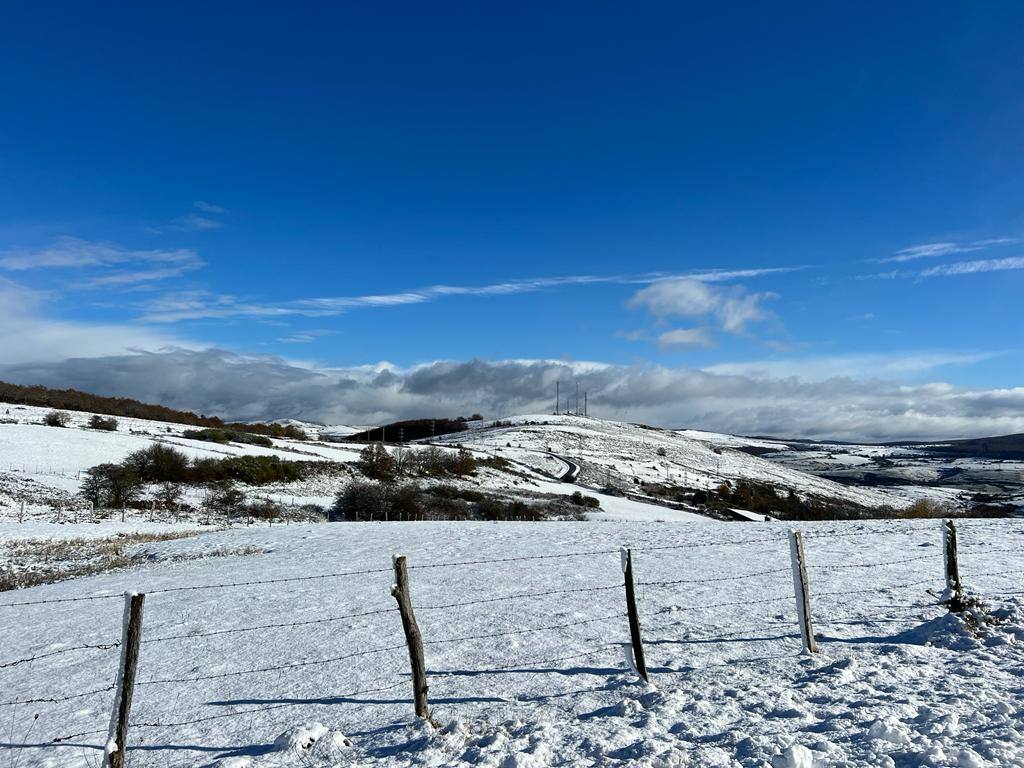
[2,518,1024,767]
[0,404,979,524]
[1,404,699,522]
[432,415,949,510]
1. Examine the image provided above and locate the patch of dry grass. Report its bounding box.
[0,532,262,592]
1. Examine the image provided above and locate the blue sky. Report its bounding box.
[0,3,1022,437]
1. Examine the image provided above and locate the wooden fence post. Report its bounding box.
[391,555,430,720]
[943,519,966,611]
[103,592,145,768]
[620,547,649,681]
[788,530,817,654]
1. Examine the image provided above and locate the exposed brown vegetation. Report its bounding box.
[0,531,262,592]
[0,380,306,439]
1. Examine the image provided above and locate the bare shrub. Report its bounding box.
[42,410,70,427]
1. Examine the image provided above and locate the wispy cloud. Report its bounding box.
[657,327,714,348]
[704,350,997,380]
[0,237,205,291]
[193,200,227,214]
[76,264,204,289]
[150,201,229,233]
[879,237,1017,263]
[138,267,799,323]
[920,256,1024,278]
[172,213,222,231]
[0,237,198,271]
[277,329,339,344]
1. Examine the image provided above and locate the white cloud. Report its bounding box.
[920,256,1024,277]
[0,348,1019,441]
[657,328,714,348]
[0,277,195,365]
[627,279,777,333]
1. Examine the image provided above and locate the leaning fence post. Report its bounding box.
[943,519,966,611]
[788,530,817,654]
[391,555,430,720]
[103,592,145,768]
[620,547,649,681]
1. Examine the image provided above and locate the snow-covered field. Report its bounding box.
[3,518,1024,767]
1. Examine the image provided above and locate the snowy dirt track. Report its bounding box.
[2,519,1024,768]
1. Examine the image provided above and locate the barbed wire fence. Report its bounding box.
[0,519,1022,766]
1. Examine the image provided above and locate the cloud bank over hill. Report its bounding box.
[2,348,1022,442]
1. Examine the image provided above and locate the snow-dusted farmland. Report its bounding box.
[2,518,1024,767]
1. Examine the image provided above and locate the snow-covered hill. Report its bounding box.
[0,404,975,523]
[431,415,964,511]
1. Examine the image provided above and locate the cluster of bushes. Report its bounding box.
[899,498,955,519]
[328,481,586,522]
[569,490,601,508]
[80,444,309,508]
[357,444,478,482]
[41,410,120,431]
[701,480,891,521]
[1,380,305,440]
[182,428,273,447]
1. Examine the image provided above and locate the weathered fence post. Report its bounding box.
[391,555,430,720]
[943,519,966,611]
[103,592,145,768]
[620,547,649,681]
[788,530,818,654]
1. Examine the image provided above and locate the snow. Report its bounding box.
[3,518,1024,767]
[432,415,935,511]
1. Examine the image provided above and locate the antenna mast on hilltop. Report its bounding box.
[575,381,579,416]
[555,380,560,415]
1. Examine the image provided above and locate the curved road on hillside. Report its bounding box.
[549,453,581,482]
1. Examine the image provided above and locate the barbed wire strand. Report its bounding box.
[0,684,113,708]
[808,553,938,570]
[0,642,120,669]
[138,644,406,686]
[142,606,397,645]
[428,613,622,646]
[637,566,790,588]
[131,679,408,729]
[0,566,396,609]
[416,583,621,612]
